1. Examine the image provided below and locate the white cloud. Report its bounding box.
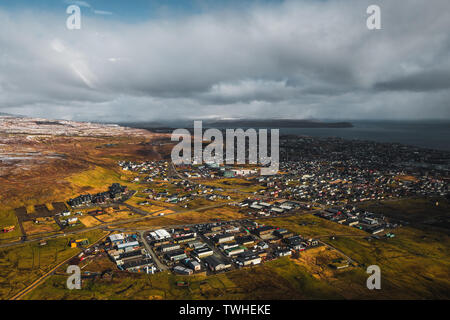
[94,10,113,16]
[0,0,449,121]
[64,1,91,8]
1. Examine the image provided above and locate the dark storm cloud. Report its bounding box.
[375,70,450,92]
[0,0,449,121]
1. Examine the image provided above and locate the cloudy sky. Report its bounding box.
[0,0,449,122]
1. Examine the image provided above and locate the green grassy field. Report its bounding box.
[26,248,438,300]
[262,213,368,238]
[24,257,345,300]
[66,165,133,194]
[0,209,22,241]
[0,229,107,299]
[328,226,450,299]
[359,197,450,231]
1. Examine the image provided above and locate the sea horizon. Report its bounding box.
[116,119,450,152]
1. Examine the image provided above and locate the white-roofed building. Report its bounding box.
[117,241,139,250]
[109,233,125,244]
[150,229,171,241]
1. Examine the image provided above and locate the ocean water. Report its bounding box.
[124,120,450,152]
[278,120,450,151]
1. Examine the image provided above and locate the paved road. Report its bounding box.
[106,208,316,234]
[198,233,236,270]
[138,230,167,271]
[0,203,313,250]
[16,218,27,241]
[169,161,194,184]
[0,201,234,249]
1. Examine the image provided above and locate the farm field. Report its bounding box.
[22,220,60,235]
[0,229,108,299]
[79,216,102,228]
[95,211,136,223]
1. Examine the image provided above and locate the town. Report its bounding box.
[3,133,448,295]
[77,219,322,276]
[38,135,449,279]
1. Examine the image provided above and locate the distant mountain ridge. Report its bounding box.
[205,119,353,128]
[0,112,26,118]
[0,114,151,137]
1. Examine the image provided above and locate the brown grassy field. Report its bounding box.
[0,134,167,213]
[22,220,60,235]
[124,197,167,213]
[96,211,136,223]
[79,216,102,228]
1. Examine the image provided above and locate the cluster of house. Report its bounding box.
[201,220,319,268]
[315,207,389,235]
[236,199,299,217]
[117,134,448,212]
[139,180,230,206]
[267,136,449,206]
[118,160,170,181]
[147,228,207,275]
[137,220,320,276]
[59,215,79,226]
[106,233,156,273]
[68,183,128,207]
[252,163,448,206]
[49,208,79,227]
[259,163,447,206]
[178,163,259,179]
